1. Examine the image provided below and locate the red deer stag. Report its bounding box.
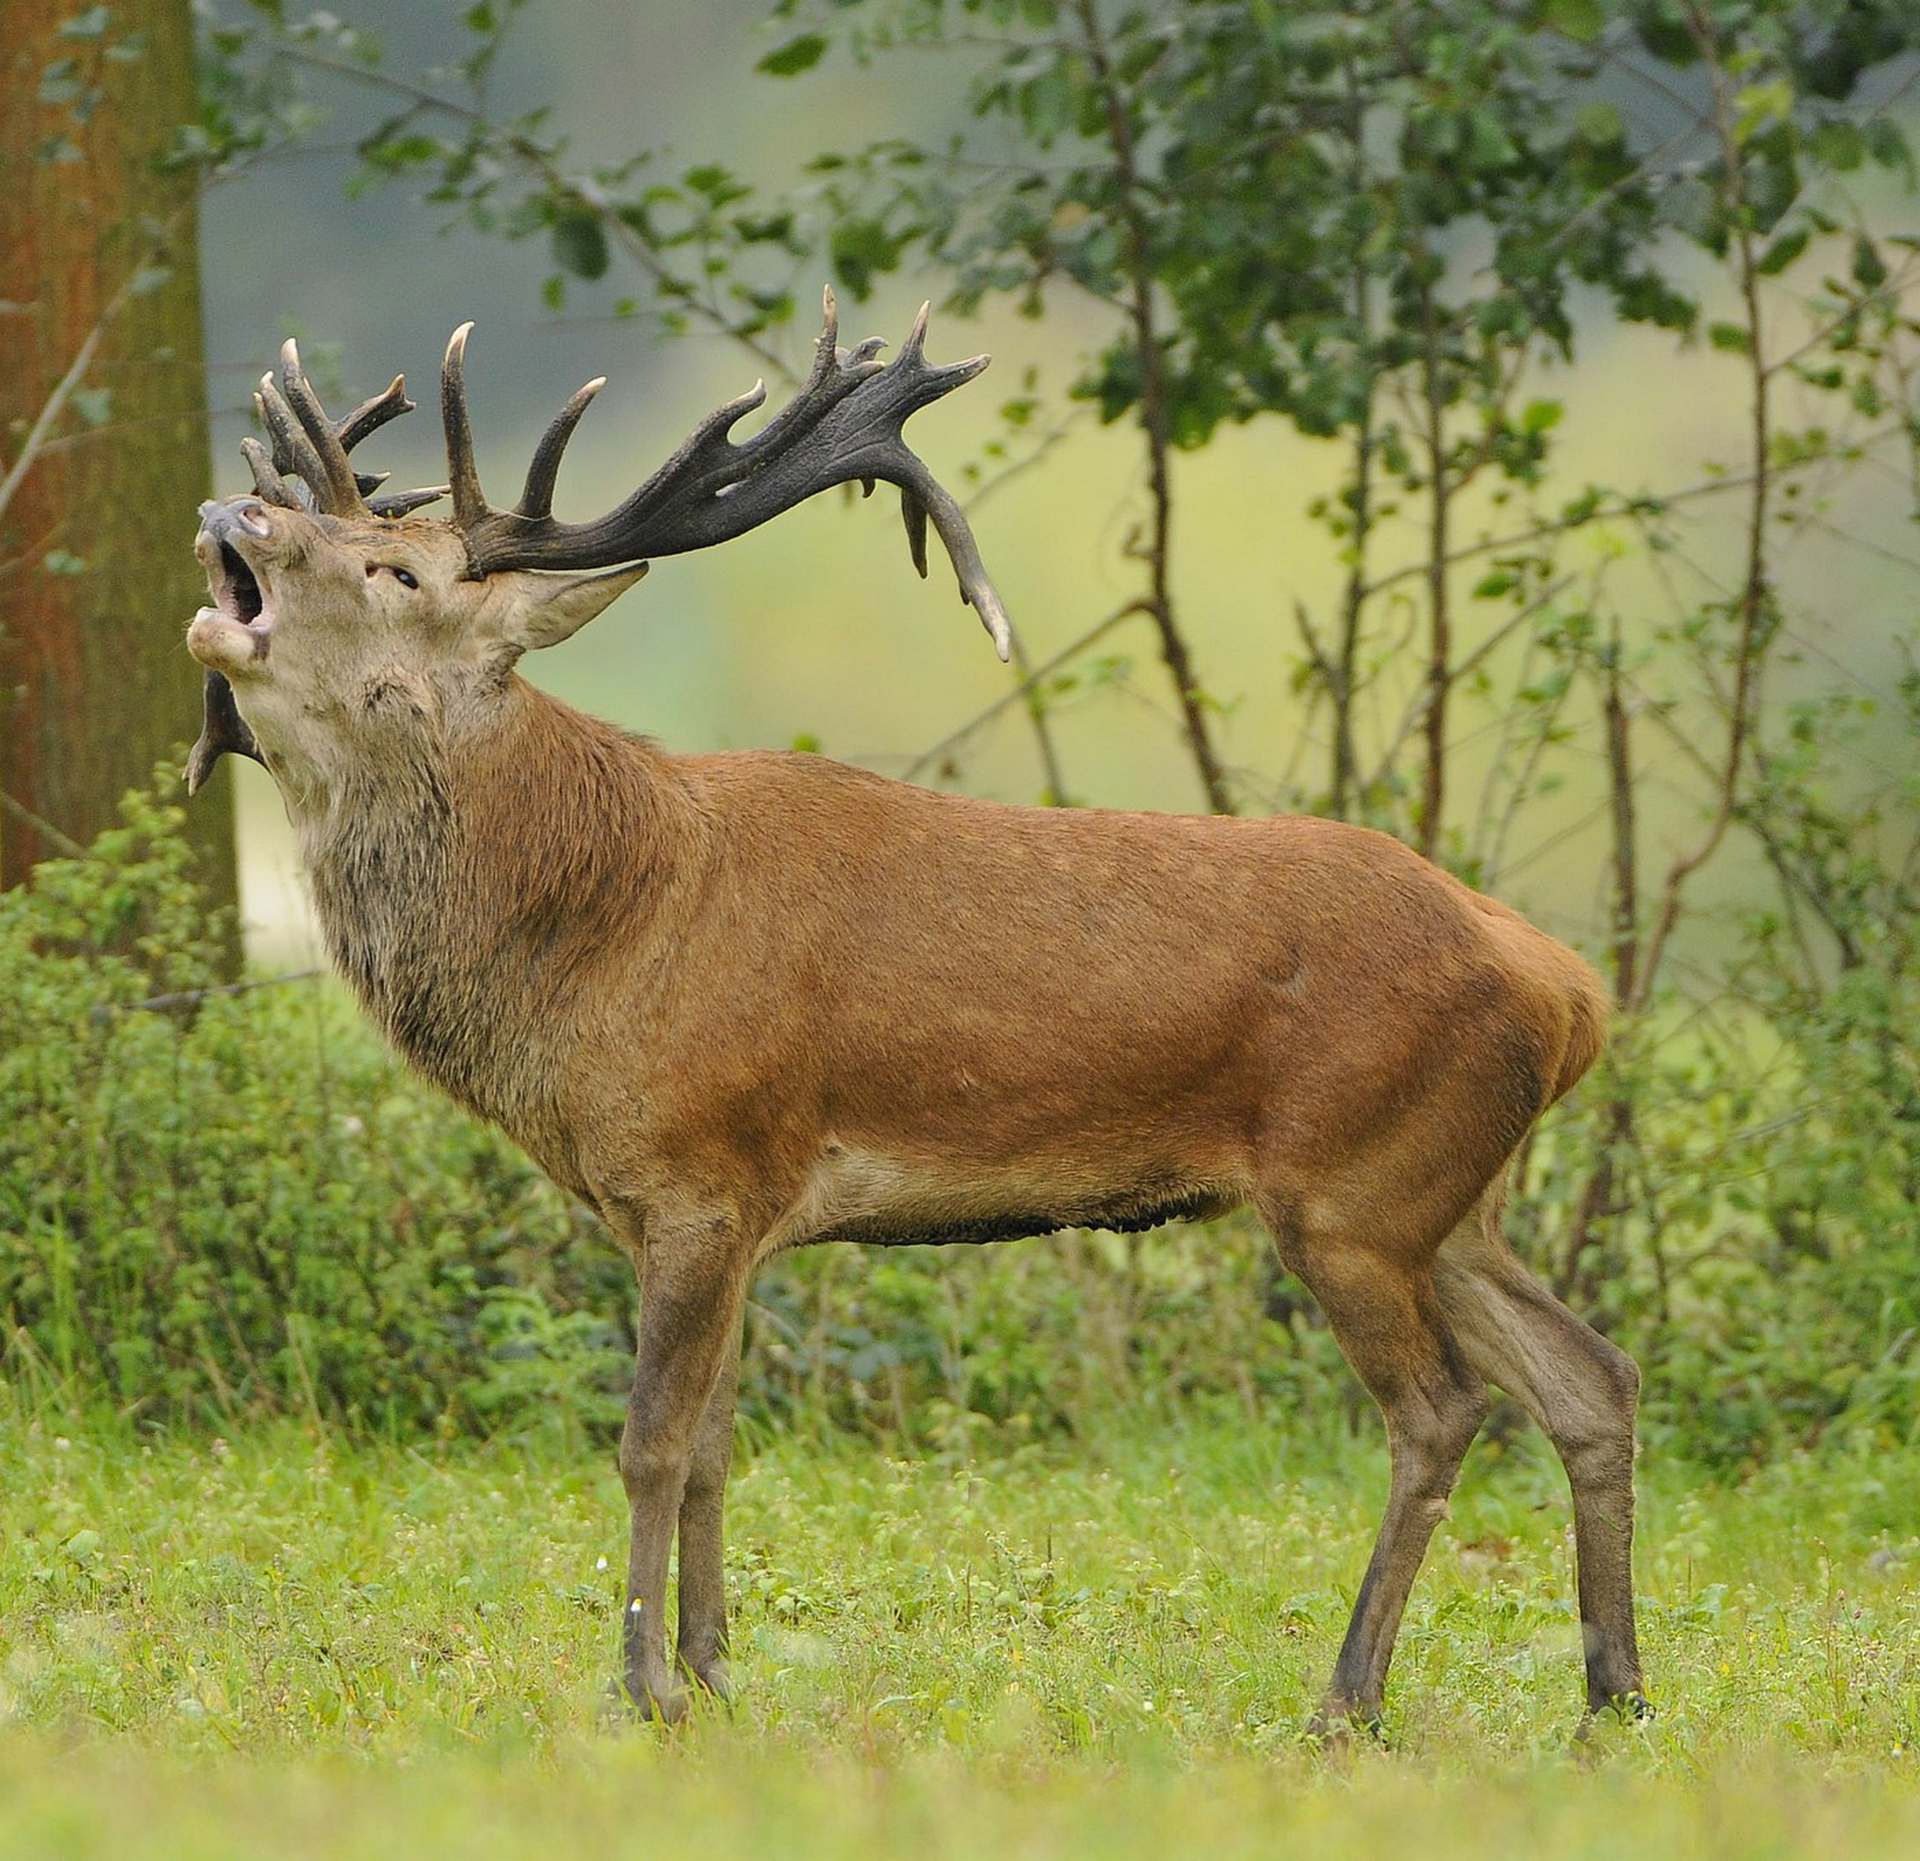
[182,291,1646,1731]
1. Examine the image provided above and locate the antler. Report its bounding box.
[245,340,447,520]
[440,288,1012,660]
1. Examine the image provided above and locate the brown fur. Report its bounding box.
[189,493,1645,1730]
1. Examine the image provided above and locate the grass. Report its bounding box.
[2,1399,1918,1857]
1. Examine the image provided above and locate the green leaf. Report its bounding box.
[1544,0,1604,43]
[1809,120,1864,172]
[1733,80,1794,146]
[757,33,828,77]
[1575,102,1623,145]
[1851,235,1887,291]
[1863,118,1911,178]
[1755,226,1809,276]
[550,213,608,282]
[1467,110,1518,170]
[829,215,906,299]
[43,549,88,576]
[1708,321,1753,355]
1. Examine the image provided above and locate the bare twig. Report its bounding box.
[0,269,139,529]
[91,970,325,1023]
[274,46,799,386]
[1417,267,1451,858]
[1352,426,1909,606]
[1631,6,1775,1013]
[1329,67,1375,821]
[0,788,88,861]
[902,600,1149,784]
[1073,0,1233,815]
[1368,576,1575,801]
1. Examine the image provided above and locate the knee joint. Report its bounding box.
[618,1428,688,1498]
[1393,1383,1489,1476]
[1557,1342,1641,1484]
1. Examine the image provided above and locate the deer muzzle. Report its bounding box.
[189,498,277,674]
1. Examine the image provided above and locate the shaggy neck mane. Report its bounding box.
[302,680,697,1132]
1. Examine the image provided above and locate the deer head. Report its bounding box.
[184,290,1010,797]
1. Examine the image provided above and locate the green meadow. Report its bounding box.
[3,1398,1916,1859]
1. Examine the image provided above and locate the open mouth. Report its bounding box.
[213,540,274,645]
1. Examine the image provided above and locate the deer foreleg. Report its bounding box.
[614,1211,751,1723]
[674,1312,744,1698]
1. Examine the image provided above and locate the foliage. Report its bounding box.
[0,778,632,1438]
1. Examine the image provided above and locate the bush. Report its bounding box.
[0,779,629,1438]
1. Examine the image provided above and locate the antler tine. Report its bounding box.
[278,340,366,515]
[242,342,442,519]
[516,376,606,521]
[336,375,414,452]
[441,323,490,532]
[898,299,932,366]
[334,374,443,517]
[256,376,333,510]
[239,434,309,511]
[724,289,886,476]
[368,484,450,519]
[440,290,1011,659]
[900,486,930,579]
[894,463,1011,658]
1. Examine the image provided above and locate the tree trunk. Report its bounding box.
[0,0,238,936]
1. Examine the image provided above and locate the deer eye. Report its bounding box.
[368,563,420,591]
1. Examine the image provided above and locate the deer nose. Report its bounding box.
[197,496,272,543]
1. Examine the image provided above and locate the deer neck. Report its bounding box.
[295,679,695,1133]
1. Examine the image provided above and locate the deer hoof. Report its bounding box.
[1304,1700,1386,1751]
[604,1675,690,1727]
[680,1655,732,1703]
[1577,1690,1655,1739]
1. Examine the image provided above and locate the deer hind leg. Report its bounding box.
[674,1311,744,1699]
[608,1204,753,1724]
[1434,1192,1646,1717]
[1269,1214,1489,1732]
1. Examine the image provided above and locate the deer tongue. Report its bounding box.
[183,669,265,795]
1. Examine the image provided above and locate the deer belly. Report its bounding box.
[763,1144,1239,1254]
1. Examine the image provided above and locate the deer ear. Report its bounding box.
[485,562,649,654]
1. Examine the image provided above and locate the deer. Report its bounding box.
[180,290,1647,1734]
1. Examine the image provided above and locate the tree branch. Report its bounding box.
[1073,0,1233,815]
